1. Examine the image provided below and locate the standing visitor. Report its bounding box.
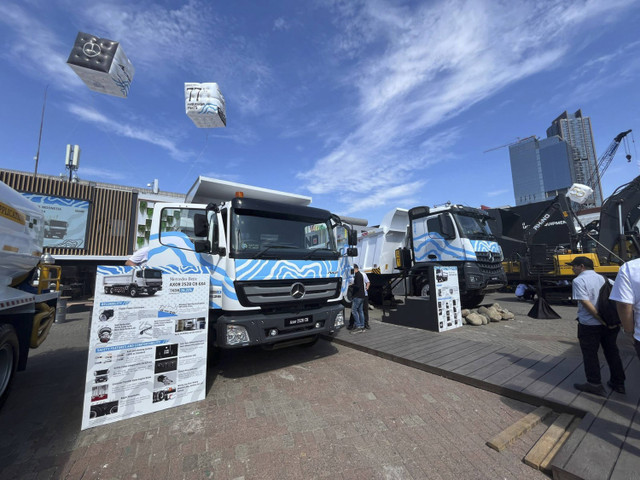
[568,256,626,396]
[610,258,640,360]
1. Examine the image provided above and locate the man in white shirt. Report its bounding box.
[569,256,625,396]
[125,246,150,266]
[610,257,640,360]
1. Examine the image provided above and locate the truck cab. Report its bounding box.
[408,204,506,306]
[147,192,357,349]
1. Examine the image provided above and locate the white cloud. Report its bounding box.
[0,3,82,90]
[487,189,509,198]
[297,0,639,215]
[67,104,184,159]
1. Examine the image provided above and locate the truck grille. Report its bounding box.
[475,251,503,275]
[235,278,341,307]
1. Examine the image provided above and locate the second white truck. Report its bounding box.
[357,204,506,308]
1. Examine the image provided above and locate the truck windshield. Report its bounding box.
[453,214,494,240]
[230,211,339,260]
[143,269,163,279]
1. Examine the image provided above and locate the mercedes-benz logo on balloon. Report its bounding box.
[290,282,306,299]
[83,41,101,57]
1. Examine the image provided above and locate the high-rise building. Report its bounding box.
[546,109,602,208]
[509,136,574,206]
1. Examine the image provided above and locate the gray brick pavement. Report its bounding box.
[0,298,570,480]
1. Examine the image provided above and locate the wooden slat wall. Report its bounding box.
[1,169,136,256]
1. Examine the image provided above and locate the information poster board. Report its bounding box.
[21,193,90,248]
[433,266,463,332]
[81,266,209,430]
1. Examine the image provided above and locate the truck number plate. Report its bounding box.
[285,316,312,327]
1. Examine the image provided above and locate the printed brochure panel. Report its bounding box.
[433,266,463,332]
[81,268,209,430]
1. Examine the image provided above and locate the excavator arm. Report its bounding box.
[597,175,640,263]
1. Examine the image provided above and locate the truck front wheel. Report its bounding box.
[129,286,138,297]
[461,293,485,309]
[0,324,19,409]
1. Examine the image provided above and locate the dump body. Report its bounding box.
[0,180,59,408]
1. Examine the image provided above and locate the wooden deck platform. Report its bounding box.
[325,317,639,480]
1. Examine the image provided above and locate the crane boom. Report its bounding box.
[586,129,632,189]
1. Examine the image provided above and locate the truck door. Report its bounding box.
[412,213,458,263]
[153,206,226,309]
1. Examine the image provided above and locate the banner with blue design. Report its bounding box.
[22,193,90,249]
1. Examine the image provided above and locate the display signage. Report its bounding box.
[81,266,209,430]
[433,266,463,332]
[21,193,90,248]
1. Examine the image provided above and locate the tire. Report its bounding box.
[342,285,353,308]
[147,290,156,296]
[104,286,109,294]
[415,276,430,299]
[129,286,138,297]
[461,293,484,309]
[0,324,19,410]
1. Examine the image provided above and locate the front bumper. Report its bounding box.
[214,303,344,348]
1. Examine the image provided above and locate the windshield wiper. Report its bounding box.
[252,244,297,259]
[303,248,336,260]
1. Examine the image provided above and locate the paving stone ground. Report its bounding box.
[0,297,559,480]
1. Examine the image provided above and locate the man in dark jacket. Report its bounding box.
[350,265,367,333]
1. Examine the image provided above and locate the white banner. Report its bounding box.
[81,267,209,430]
[433,266,463,332]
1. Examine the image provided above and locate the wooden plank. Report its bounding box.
[561,355,640,480]
[523,356,583,400]
[524,413,575,469]
[483,350,547,386]
[501,355,564,392]
[610,360,640,479]
[467,346,537,382]
[540,416,580,473]
[544,360,609,411]
[429,340,498,367]
[437,343,504,372]
[414,339,478,364]
[452,346,519,376]
[403,337,472,362]
[400,336,463,360]
[486,406,553,452]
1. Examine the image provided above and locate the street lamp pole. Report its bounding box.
[33,85,49,178]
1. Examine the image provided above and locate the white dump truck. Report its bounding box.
[357,204,506,308]
[0,180,60,408]
[102,268,163,297]
[145,176,358,349]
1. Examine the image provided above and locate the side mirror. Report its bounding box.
[440,215,456,239]
[194,240,210,253]
[193,214,209,237]
[347,247,358,257]
[348,230,358,246]
[212,246,227,257]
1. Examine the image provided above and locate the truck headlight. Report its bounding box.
[226,325,249,345]
[334,311,344,328]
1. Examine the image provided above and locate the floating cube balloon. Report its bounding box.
[566,183,594,204]
[67,32,135,98]
[185,83,226,128]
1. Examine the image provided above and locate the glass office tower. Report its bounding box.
[509,136,574,206]
[546,109,602,208]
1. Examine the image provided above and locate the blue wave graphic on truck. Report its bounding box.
[236,259,339,281]
[414,233,501,262]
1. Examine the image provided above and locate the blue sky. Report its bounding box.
[1,0,639,225]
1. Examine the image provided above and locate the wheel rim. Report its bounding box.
[0,343,14,397]
[420,282,430,299]
[130,288,137,297]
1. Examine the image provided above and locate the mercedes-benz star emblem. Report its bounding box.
[83,41,102,57]
[290,282,306,299]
